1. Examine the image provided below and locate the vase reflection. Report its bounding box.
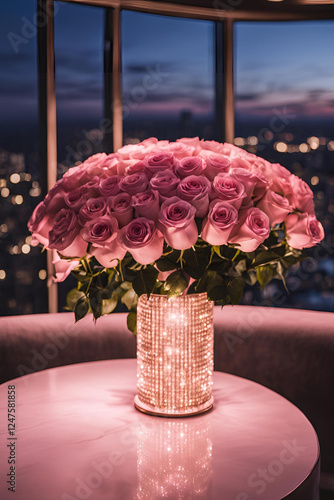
[136,415,213,499]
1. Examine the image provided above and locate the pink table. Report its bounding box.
[0,359,319,499]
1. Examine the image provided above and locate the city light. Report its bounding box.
[1,187,10,197]
[234,137,245,146]
[21,244,31,254]
[24,173,32,181]
[0,270,6,280]
[0,224,8,233]
[39,269,47,280]
[0,179,6,187]
[15,195,23,205]
[308,136,320,150]
[11,246,19,255]
[328,141,334,151]
[25,235,32,244]
[299,143,310,153]
[10,173,20,184]
[248,136,258,146]
[311,176,320,186]
[275,142,288,153]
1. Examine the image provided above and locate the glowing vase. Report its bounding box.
[134,293,214,417]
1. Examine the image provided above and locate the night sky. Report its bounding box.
[1,1,334,130]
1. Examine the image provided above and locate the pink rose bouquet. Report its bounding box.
[28,139,324,330]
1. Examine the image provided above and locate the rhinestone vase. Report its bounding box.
[134,293,214,417]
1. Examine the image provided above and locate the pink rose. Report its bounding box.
[119,172,148,195]
[230,157,252,170]
[144,152,176,178]
[78,197,107,226]
[270,176,294,202]
[176,137,201,154]
[199,150,231,180]
[221,142,251,158]
[99,175,121,197]
[107,192,133,228]
[157,141,195,159]
[176,175,211,218]
[125,161,146,175]
[82,153,118,178]
[81,176,101,199]
[150,171,179,198]
[81,216,126,267]
[116,139,157,161]
[118,218,164,265]
[132,190,160,221]
[175,156,205,178]
[256,190,292,226]
[202,201,238,245]
[158,196,198,250]
[62,165,91,191]
[49,209,87,257]
[199,139,226,155]
[44,180,67,216]
[212,174,246,210]
[28,201,53,247]
[65,187,87,212]
[52,253,79,283]
[289,175,315,214]
[229,207,270,252]
[285,213,324,249]
[229,168,268,205]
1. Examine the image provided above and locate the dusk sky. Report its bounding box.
[1,0,334,130]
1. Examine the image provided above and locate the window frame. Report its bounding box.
[38,0,334,312]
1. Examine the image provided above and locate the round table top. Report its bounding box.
[0,359,319,500]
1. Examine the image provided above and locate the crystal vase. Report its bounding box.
[134,293,214,417]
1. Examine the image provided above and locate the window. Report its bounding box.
[234,21,334,311]
[121,11,216,143]
[0,0,47,315]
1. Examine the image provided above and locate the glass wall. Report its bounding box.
[234,21,334,311]
[0,0,47,315]
[121,11,216,144]
[54,1,107,179]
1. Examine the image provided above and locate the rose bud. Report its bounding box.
[119,172,149,195]
[144,152,177,179]
[65,187,88,212]
[44,179,67,216]
[49,209,87,257]
[158,196,198,250]
[175,156,205,179]
[229,207,270,252]
[107,192,133,228]
[78,197,107,226]
[199,150,231,180]
[118,217,164,265]
[52,252,80,283]
[150,171,180,199]
[132,190,160,222]
[256,190,292,226]
[125,161,146,175]
[176,175,211,218]
[157,141,195,159]
[202,201,238,245]
[99,175,121,197]
[285,213,324,249]
[81,216,126,268]
[212,174,247,210]
[28,201,53,247]
[289,175,315,214]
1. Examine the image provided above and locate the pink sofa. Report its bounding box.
[1,305,333,492]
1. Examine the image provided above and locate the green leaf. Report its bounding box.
[132,266,159,297]
[127,311,137,335]
[155,258,178,272]
[121,287,138,311]
[71,269,90,283]
[101,297,118,315]
[183,247,210,279]
[256,265,277,290]
[74,296,90,322]
[66,288,86,311]
[162,270,188,297]
[227,277,245,305]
